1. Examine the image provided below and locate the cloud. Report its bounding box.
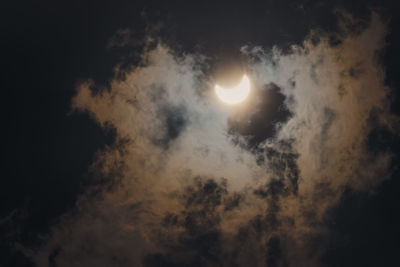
[27,11,397,267]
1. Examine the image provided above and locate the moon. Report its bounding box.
[215,75,250,104]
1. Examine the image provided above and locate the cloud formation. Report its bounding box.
[29,12,397,267]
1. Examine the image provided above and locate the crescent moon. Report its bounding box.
[215,75,250,104]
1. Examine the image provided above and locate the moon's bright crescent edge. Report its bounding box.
[215,75,250,104]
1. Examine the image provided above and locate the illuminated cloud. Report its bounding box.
[29,11,397,267]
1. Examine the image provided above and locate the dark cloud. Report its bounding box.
[154,105,188,149]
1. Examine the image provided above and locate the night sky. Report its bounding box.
[3,1,400,267]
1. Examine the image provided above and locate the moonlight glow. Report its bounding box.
[215,75,250,104]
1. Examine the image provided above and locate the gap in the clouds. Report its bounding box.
[1,111,117,266]
[227,83,292,150]
[322,175,400,267]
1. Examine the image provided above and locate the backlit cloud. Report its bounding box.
[28,11,397,267]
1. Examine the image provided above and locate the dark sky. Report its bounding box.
[3,1,400,266]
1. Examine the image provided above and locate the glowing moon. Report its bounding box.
[215,75,250,104]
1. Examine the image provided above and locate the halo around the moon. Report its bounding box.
[215,75,250,104]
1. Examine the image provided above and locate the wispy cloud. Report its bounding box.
[28,11,397,267]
